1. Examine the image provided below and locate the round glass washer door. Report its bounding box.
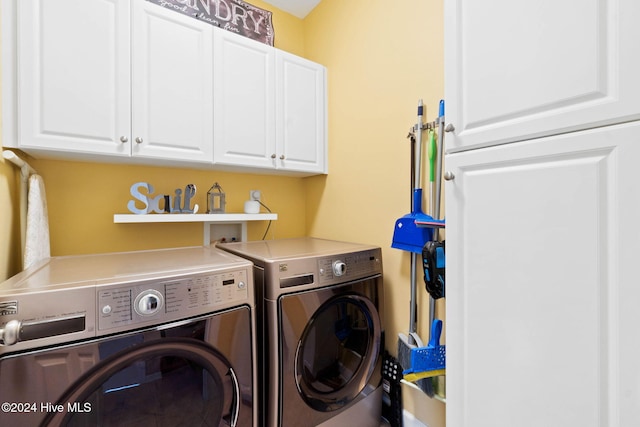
[294,294,381,412]
[41,338,240,427]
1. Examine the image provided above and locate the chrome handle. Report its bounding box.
[445,123,455,133]
[120,136,128,143]
[228,367,240,427]
[280,155,285,160]
[271,153,276,159]
[0,315,85,346]
[0,320,21,346]
[444,171,455,181]
[135,137,143,144]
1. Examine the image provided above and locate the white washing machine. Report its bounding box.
[218,238,384,427]
[0,246,257,427]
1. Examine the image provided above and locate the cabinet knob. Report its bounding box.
[135,137,143,144]
[444,171,455,181]
[120,136,128,143]
[271,154,276,159]
[280,155,285,160]
[445,123,455,133]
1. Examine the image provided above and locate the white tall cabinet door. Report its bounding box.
[131,0,213,163]
[276,51,327,174]
[212,30,275,169]
[17,0,130,155]
[444,0,640,152]
[445,122,640,427]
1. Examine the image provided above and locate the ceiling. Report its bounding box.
[262,0,322,18]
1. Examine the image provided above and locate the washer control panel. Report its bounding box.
[98,268,249,331]
[318,249,382,285]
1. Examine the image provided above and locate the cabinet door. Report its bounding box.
[17,0,130,155]
[276,51,327,174]
[131,0,213,163]
[445,122,640,427]
[213,29,275,169]
[444,0,640,152]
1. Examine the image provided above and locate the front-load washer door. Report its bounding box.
[279,279,382,426]
[0,306,253,427]
[42,338,240,427]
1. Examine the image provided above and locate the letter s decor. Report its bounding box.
[127,182,154,214]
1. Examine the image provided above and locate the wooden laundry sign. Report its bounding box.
[147,0,274,46]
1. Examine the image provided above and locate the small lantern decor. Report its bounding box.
[207,182,226,213]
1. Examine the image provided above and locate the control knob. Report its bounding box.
[134,290,164,316]
[332,260,347,277]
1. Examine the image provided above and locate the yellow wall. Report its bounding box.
[0,160,20,279]
[303,1,445,425]
[34,159,307,255]
[0,57,22,279]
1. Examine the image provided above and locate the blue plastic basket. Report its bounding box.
[403,319,445,380]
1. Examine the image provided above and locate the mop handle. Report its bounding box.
[432,100,445,242]
[428,130,437,218]
[435,100,445,221]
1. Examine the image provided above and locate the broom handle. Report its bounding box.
[409,100,425,340]
[409,133,416,211]
[415,100,424,190]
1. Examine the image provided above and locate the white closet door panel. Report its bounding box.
[18,0,130,155]
[213,30,275,169]
[132,0,213,163]
[445,122,640,427]
[445,0,640,152]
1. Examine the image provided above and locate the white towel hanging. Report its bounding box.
[24,174,51,269]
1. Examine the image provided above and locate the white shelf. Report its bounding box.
[113,213,277,245]
[113,213,277,223]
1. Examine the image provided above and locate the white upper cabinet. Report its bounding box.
[131,0,214,163]
[276,51,327,174]
[444,0,640,152]
[8,0,213,164]
[2,0,327,174]
[212,38,327,175]
[15,0,131,156]
[213,30,276,169]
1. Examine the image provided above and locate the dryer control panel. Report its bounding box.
[317,249,382,286]
[98,268,249,331]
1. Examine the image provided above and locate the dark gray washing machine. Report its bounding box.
[218,237,384,427]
